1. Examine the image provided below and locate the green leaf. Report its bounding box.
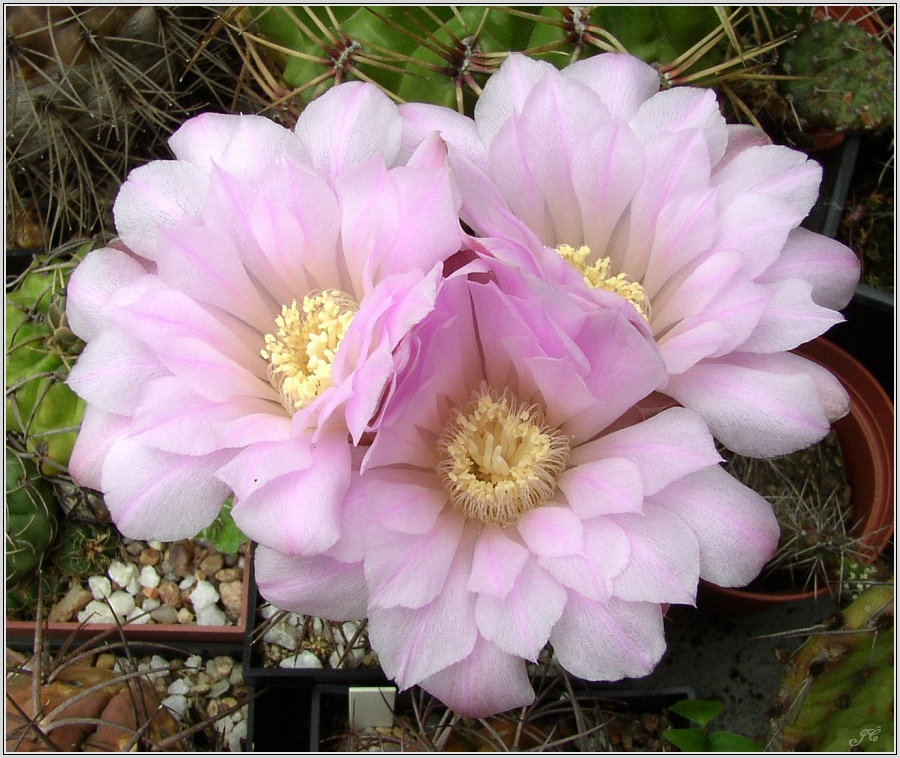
[663,727,712,752]
[668,698,724,728]
[709,731,764,752]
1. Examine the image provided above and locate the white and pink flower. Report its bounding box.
[400,52,861,457]
[65,82,466,551]
[258,262,779,717]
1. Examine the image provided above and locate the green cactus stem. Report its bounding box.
[5,444,59,587]
[771,584,894,751]
[778,17,894,134]
[53,519,118,580]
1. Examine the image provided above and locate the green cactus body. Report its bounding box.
[6,446,58,586]
[53,519,118,579]
[242,5,725,115]
[779,18,894,134]
[6,253,87,475]
[773,585,894,751]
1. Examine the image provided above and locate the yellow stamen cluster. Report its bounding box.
[436,383,570,527]
[261,290,358,414]
[556,244,650,320]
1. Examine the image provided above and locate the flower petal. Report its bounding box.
[650,466,779,587]
[664,353,845,456]
[609,503,700,604]
[551,594,666,681]
[113,160,208,261]
[467,525,531,598]
[295,81,402,185]
[475,558,566,660]
[517,506,583,558]
[557,457,644,519]
[68,405,130,491]
[419,636,535,719]
[101,440,232,540]
[254,546,368,620]
[563,52,660,120]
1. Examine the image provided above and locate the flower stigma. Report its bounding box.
[437,382,570,526]
[556,244,650,320]
[261,290,358,414]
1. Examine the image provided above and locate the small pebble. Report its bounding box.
[200,553,224,576]
[126,541,145,556]
[139,547,161,566]
[215,567,242,583]
[228,720,247,752]
[166,541,194,577]
[142,597,161,612]
[179,575,197,590]
[88,575,112,600]
[95,653,117,670]
[139,564,161,589]
[214,656,235,678]
[196,604,227,626]
[150,605,179,624]
[177,607,194,624]
[108,559,141,594]
[48,585,92,622]
[168,678,191,696]
[279,651,323,669]
[161,694,190,721]
[189,580,220,610]
[78,600,115,624]
[157,580,181,608]
[219,581,244,613]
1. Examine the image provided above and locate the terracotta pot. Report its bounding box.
[5,543,252,646]
[699,337,894,613]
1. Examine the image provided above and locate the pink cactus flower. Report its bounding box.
[65,82,466,551]
[258,262,780,717]
[399,52,861,457]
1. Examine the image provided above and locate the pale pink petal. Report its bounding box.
[757,227,860,309]
[738,279,844,353]
[475,559,566,660]
[366,510,465,609]
[609,503,700,604]
[367,529,479,688]
[129,376,279,456]
[712,144,821,220]
[101,440,233,540]
[716,124,772,171]
[557,457,644,519]
[168,112,305,178]
[364,469,447,536]
[399,102,489,171]
[570,407,721,496]
[65,247,149,342]
[664,354,840,456]
[113,161,208,261]
[629,86,727,165]
[68,405,130,491]
[467,525,531,598]
[154,224,275,334]
[495,74,608,245]
[66,329,167,416]
[474,53,557,147]
[563,52,660,119]
[517,506,584,558]
[419,637,535,719]
[295,81,401,184]
[228,431,352,556]
[610,130,712,279]
[550,594,666,681]
[538,554,612,602]
[254,546,367,620]
[650,466,780,587]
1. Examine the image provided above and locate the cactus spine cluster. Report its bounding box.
[5,6,247,248]
[771,584,894,751]
[778,17,894,135]
[228,6,774,120]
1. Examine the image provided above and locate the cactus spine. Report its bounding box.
[778,17,894,135]
[771,584,894,751]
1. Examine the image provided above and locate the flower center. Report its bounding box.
[261,290,358,414]
[556,244,650,320]
[436,383,570,527]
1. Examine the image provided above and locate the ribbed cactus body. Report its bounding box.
[5,446,58,586]
[6,251,87,475]
[241,5,723,116]
[779,18,893,134]
[53,519,117,579]
[773,584,894,751]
